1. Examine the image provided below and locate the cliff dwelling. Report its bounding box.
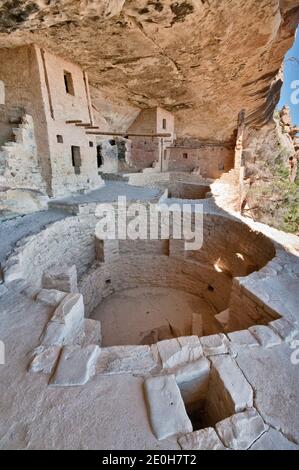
[0,0,299,453]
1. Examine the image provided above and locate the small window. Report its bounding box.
[64,71,75,95]
[183,153,188,159]
[89,141,94,147]
[56,135,63,143]
[162,118,167,130]
[109,139,116,146]
[164,149,167,160]
[71,146,81,174]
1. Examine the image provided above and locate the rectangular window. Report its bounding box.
[64,71,75,95]
[162,118,167,130]
[56,135,63,143]
[71,146,81,174]
[89,141,94,147]
[183,153,188,159]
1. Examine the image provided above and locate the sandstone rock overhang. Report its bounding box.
[0,0,298,140]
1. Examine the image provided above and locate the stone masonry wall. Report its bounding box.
[166,140,234,178]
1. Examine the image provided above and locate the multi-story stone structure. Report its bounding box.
[0,44,104,201]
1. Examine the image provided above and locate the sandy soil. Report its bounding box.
[91,286,221,346]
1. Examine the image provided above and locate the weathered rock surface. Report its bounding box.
[50,344,100,386]
[144,374,192,440]
[178,427,226,450]
[250,428,299,450]
[0,1,298,139]
[96,345,158,375]
[216,409,268,450]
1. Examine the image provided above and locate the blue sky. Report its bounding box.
[278,29,299,125]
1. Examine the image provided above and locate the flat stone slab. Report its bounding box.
[211,355,253,413]
[51,344,100,386]
[200,333,229,356]
[250,428,299,450]
[235,343,299,443]
[96,345,159,375]
[144,375,193,440]
[178,428,226,450]
[249,325,282,348]
[216,409,268,450]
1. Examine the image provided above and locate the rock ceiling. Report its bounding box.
[0,0,298,139]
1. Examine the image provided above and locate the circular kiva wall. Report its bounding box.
[7,210,277,346]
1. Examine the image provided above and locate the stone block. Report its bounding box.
[206,355,253,422]
[96,345,158,375]
[95,238,119,262]
[178,428,226,450]
[216,409,268,450]
[144,375,193,440]
[250,428,299,450]
[249,325,282,348]
[42,264,78,293]
[200,333,229,356]
[228,329,259,347]
[36,289,66,308]
[51,344,100,386]
[41,293,84,346]
[157,336,203,369]
[269,318,299,342]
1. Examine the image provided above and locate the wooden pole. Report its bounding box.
[85,131,172,138]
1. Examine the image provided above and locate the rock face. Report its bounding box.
[0,1,298,139]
